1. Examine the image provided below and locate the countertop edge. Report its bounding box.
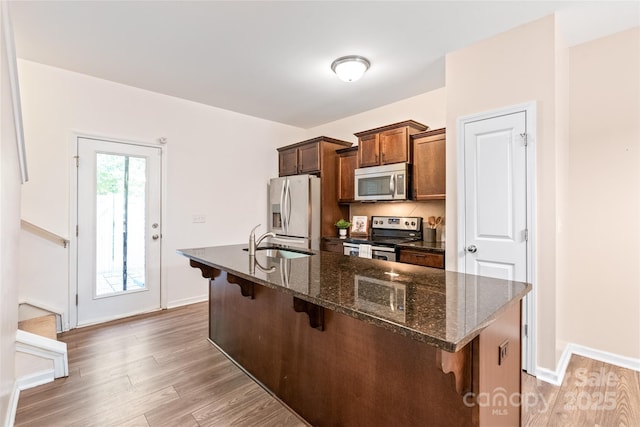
[178,248,531,353]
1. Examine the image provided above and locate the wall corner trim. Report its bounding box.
[536,343,640,386]
[5,381,20,427]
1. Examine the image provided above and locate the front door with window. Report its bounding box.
[76,137,161,326]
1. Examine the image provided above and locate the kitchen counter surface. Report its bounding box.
[397,240,445,252]
[178,244,530,352]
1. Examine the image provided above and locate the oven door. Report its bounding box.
[343,243,396,262]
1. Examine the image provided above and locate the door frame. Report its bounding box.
[456,102,537,374]
[69,132,168,329]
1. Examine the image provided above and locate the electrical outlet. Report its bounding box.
[498,340,509,365]
[192,215,206,223]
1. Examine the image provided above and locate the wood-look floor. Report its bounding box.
[15,303,305,427]
[15,302,640,426]
[522,354,640,426]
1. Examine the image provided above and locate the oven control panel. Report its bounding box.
[370,216,422,231]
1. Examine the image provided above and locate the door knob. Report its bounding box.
[466,244,477,253]
[152,234,160,240]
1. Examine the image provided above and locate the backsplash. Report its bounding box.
[348,200,446,241]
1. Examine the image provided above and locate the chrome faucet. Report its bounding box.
[248,224,275,256]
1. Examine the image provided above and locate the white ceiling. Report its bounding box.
[9,1,640,129]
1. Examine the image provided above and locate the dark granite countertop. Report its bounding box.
[396,241,445,253]
[177,244,531,352]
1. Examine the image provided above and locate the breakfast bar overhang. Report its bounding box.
[178,245,531,426]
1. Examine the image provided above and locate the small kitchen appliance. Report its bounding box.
[354,163,409,201]
[343,216,422,261]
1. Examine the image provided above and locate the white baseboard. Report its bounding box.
[15,330,68,378]
[16,369,55,390]
[4,370,56,427]
[5,381,20,427]
[536,343,640,386]
[166,295,207,309]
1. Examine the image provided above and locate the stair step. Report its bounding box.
[18,314,57,341]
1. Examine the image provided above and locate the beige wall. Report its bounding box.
[1,5,21,423]
[305,88,446,143]
[17,60,305,328]
[446,15,560,369]
[558,28,640,359]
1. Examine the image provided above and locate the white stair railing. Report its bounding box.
[20,220,69,248]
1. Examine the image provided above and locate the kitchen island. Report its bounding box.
[178,244,531,426]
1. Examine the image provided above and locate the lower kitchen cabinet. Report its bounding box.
[321,238,344,254]
[399,248,445,269]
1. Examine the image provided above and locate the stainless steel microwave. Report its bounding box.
[354,163,408,201]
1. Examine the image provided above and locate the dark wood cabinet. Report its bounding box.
[379,127,409,164]
[278,146,299,176]
[355,120,428,167]
[399,248,445,269]
[337,146,358,203]
[357,134,379,167]
[412,128,446,200]
[321,238,344,254]
[277,137,352,237]
[298,143,320,175]
[278,141,323,176]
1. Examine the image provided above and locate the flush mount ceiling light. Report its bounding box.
[331,55,370,82]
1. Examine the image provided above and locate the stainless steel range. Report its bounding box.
[343,216,423,261]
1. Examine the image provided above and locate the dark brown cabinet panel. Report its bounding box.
[399,249,445,269]
[379,127,409,164]
[337,147,358,203]
[298,143,320,174]
[278,147,299,176]
[321,238,344,254]
[355,120,428,168]
[278,140,324,176]
[412,128,446,200]
[357,133,379,167]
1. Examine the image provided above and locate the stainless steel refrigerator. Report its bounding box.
[268,174,320,250]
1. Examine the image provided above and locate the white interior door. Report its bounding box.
[462,109,534,372]
[463,112,527,281]
[76,137,161,326]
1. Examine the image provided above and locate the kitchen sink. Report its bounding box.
[243,246,314,259]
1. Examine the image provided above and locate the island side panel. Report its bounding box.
[209,271,476,426]
[476,302,522,426]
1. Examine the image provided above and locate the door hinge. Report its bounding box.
[75,294,78,306]
[76,225,79,237]
[74,155,79,167]
[524,228,529,241]
[520,133,528,147]
[524,324,528,337]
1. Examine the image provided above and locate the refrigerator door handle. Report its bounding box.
[279,179,286,232]
[285,179,292,231]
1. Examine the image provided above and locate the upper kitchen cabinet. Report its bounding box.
[354,120,428,167]
[337,146,358,203]
[411,128,446,200]
[278,137,351,177]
